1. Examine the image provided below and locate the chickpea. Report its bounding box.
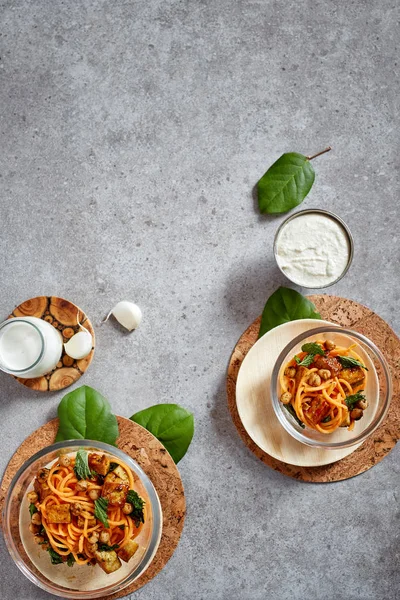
[325,340,336,351]
[88,488,99,501]
[99,530,110,544]
[59,455,71,467]
[76,480,88,491]
[29,523,40,535]
[318,369,331,381]
[27,491,38,504]
[88,532,99,544]
[284,367,296,378]
[71,502,84,516]
[350,408,363,421]
[37,468,49,482]
[122,502,133,515]
[34,535,45,545]
[280,391,292,405]
[31,512,42,526]
[88,542,98,553]
[308,373,321,387]
[356,399,368,410]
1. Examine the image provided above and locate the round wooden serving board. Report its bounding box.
[227,295,400,482]
[0,416,186,599]
[6,296,95,392]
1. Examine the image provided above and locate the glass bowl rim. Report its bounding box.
[270,326,392,449]
[1,439,162,599]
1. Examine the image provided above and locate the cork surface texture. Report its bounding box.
[0,416,186,598]
[227,295,400,482]
[6,296,95,392]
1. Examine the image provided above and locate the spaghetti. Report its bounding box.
[26,450,145,573]
[279,338,368,433]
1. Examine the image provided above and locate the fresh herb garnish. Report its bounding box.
[321,415,332,423]
[29,503,38,517]
[338,356,368,370]
[108,462,119,472]
[283,403,305,429]
[118,524,126,530]
[345,391,366,410]
[74,449,92,481]
[98,543,119,552]
[47,547,63,565]
[126,490,145,527]
[67,553,76,567]
[294,354,315,367]
[94,497,109,528]
[259,287,321,338]
[301,342,324,356]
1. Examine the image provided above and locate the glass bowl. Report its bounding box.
[271,326,392,449]
[2,440,162,598]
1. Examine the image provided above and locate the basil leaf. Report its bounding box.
[47,548,63,565]
[94,497,109,528]
[337,356,368,371]
[126,489,145,527]
[130,404,194,464]
[294,354,314,367]
[301,343,324,356]
[259,287,321,338]
[283,403,305,428]
[74,449,91,480]
[56,385,119,446]
[257,152,315,214]
[345,391,366,410]
[67,553,75,567]
[29,503,38,517]
[321,415,331,423]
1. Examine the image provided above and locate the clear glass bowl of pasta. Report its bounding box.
[2,440,162,598]
[271,326,392,449]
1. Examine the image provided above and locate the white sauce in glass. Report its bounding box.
[275,213,351,287]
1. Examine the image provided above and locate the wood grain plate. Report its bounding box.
[0,416,185,598]
[227,295,400,482]
[6,296,95,392]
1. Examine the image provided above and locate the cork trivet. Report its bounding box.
[6,296,95,392]
[227,295,400,482]
[0,416,185,598]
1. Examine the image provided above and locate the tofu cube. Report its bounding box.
[88,453,110,476]
[340,368,365,386]
[112,465,129,482]
[77,516,96,528]
[94,550,122,574]
[102,472,129,507]
[47,504,71,524]
[118,540,139,563]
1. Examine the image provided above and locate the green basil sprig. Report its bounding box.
[74,449,92,481]
[338,356,368,371]
[130,404,194,464]
[345,391,366,410]
[257,147,331,214]
[94,497,109,528]
[259,287,321,338]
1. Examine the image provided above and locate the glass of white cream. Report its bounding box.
[0,317,63,378]
[274,209,354,288]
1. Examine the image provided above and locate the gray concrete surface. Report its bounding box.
[0,1,399,599]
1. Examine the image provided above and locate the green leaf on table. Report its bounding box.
[55,385,119,446]
[94,497,109,528]
[257,152,315,214]
[130,404,194,464]
[259,287,321,338]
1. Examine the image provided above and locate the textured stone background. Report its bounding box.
[0,1,399,599]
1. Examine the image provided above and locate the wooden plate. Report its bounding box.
[227,295,400,482]
[6,296,95,392]
[0,416,186,598]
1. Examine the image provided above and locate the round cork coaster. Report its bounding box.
[0,416,185,598]
[227,295,400,482]
[6,296,95,392]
